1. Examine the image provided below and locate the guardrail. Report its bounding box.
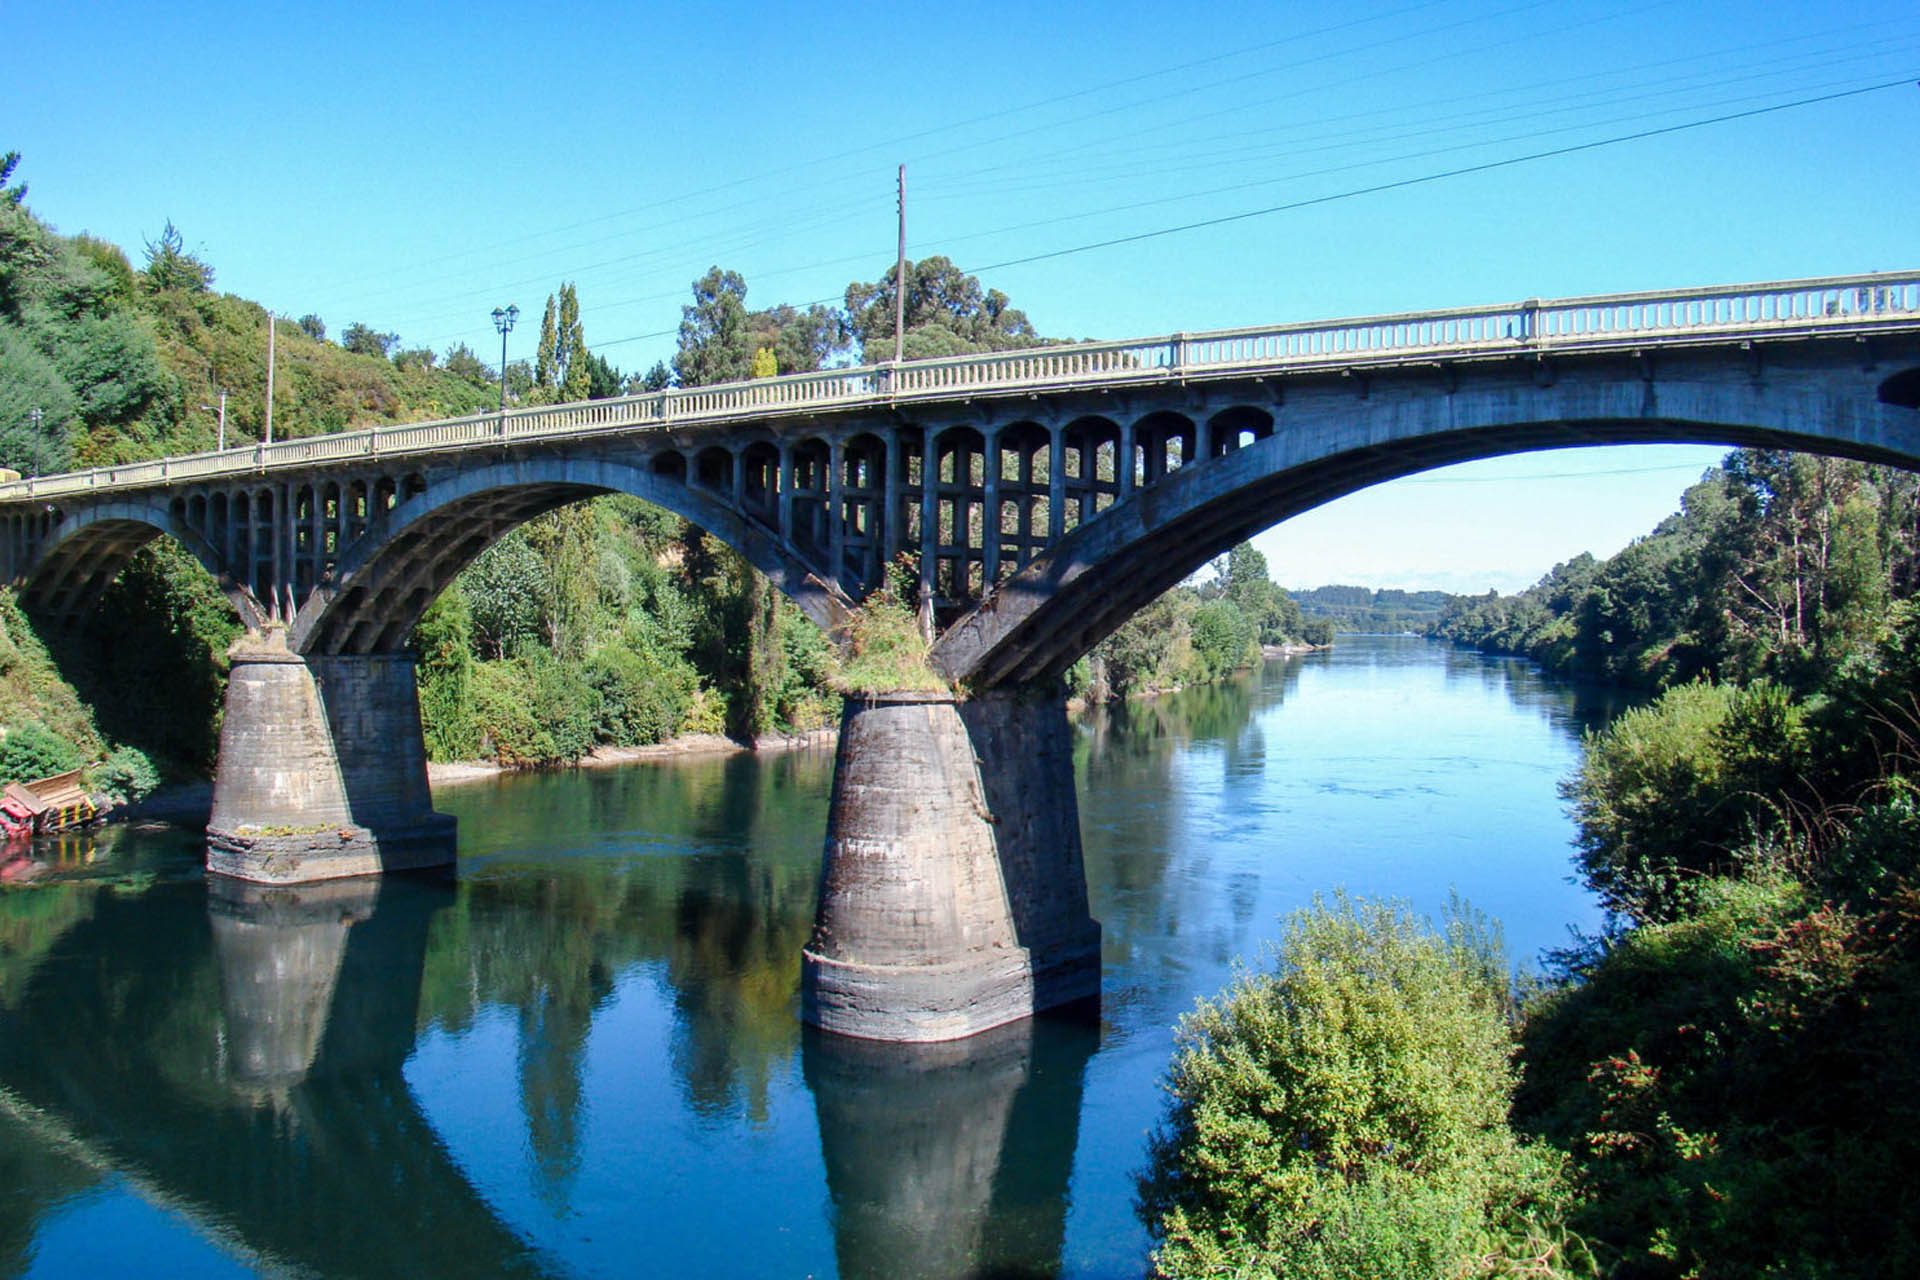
[4,271,1915,504]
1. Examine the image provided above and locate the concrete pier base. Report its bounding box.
[206,631,455,884]
[801,687,1101,1042]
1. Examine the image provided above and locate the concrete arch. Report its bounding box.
[293,456,836,655]
[17,499,263,631]
[933,378,1920,689]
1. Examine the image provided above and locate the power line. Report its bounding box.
[959,77,1917,278]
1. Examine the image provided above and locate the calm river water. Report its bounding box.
[0,637,1621,1279]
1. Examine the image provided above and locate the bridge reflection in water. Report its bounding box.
[0,803,1103,1279]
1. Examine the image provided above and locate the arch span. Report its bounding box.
[294,457,837,655]
[933,372,1920,689]
[17,500,262,631]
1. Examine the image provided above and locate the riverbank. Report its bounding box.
[426,726,838,787]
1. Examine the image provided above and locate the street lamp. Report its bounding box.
[491,305,519,414]
[201,387,229,450]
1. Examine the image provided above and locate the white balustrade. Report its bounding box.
[2,271,1914,503]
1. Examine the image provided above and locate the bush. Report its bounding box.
[1139,895,1579,1280]
[0,721,83,783]
[1516,866,1920,1279]
[89,744,158,804]
[1564,680,1808,925]
[469,654,596,767]
[835,594,943,694]
[584,638,697,745]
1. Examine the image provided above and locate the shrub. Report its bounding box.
[584,640,697,746]
[89,744,158,804]
[469,655,596,767]
[1564,680,1808,924]
[0,721,83,783]
[835,594,944,694]
[1139,895,1579,1279]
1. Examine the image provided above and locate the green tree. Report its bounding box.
[442,342,492,387]
[673,267,752,387]
[140,221,212,294]
[533,283,592,402]
[843,255,1041,362]
[296,313,325,341]
[340,322,398,359]
[1,151,25,207]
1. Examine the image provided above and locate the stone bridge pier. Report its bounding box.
[801,686,1101,1041]
[205,628,455,884]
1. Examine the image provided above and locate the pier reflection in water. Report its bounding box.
[806,1014,1097,1280]
[0,638,1610,1277]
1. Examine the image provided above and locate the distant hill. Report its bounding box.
[1290,585,1452,634]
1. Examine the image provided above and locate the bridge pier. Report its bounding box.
[205,629,455,884]
[801,686,1101,1042]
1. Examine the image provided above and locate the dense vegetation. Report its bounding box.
[1146,447,1920,1277]
[1140,896,1580,1279]
[1429,451,1920,694]
[0,154,1320,787]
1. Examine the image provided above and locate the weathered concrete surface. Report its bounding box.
[206,631,453,884]
[801,688,1100,1042]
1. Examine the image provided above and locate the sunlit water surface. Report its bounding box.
[0,637,1622,1278]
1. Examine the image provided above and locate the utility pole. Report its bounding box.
[893,164,907,366]
[264,312,276,444]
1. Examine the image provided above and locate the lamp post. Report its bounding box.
[201,388,228,450]
[491,305,519,414]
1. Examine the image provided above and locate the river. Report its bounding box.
[0,636,1622,1278]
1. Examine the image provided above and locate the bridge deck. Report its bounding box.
[2,271,1915,505]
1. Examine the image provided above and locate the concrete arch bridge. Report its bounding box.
[4,270,1918,1041]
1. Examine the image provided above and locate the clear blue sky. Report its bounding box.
[9,1,1918,592]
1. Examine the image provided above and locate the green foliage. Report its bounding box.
[470,652,597,767]
[1223,543,1304,644]
[66,542,237,772]
[295,313,325,341]
[1564,680,1809,924]
[339,322,398,359]
[1,150,25,207]
[1141,895,1579,1280]
[1433,451,1920,697]
[140,220,212,294]
[836,594,942,694]
[843,255,1041,362]
[674,267,753,387]
[1293,583,1453,633]
[462,529,547,659]
[533,283,593,402]
[1518,863,1920,1279]
[583,638,698,745]
[413,590,479,762]
[89,744,158,805]
[0,721,83,783]
[1188,598,1254,679]
[0,592,105,762]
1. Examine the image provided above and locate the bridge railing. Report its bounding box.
[3,271,1915,503]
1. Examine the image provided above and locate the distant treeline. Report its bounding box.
[1290,584,1451,633]
[1425,451,1920,693]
